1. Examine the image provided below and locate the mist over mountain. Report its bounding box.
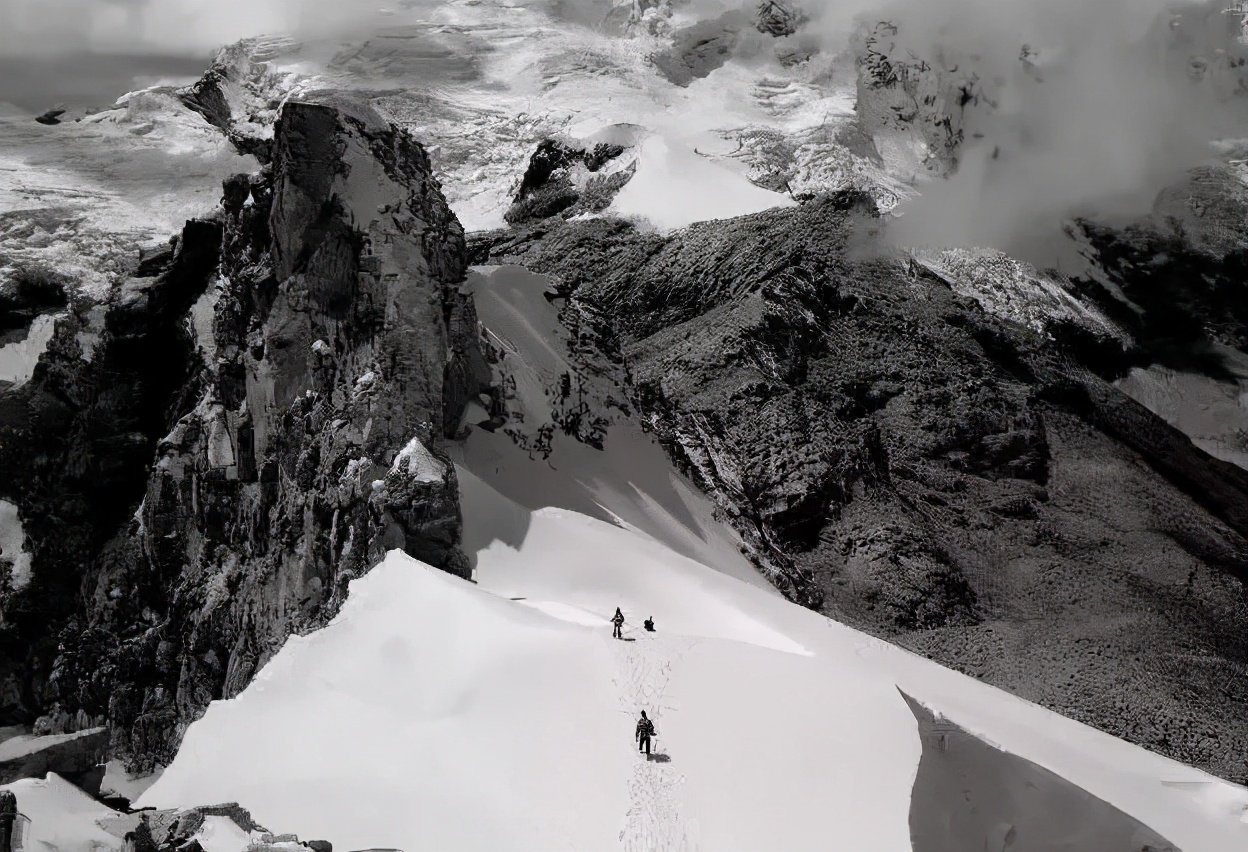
[823,0,1248,267]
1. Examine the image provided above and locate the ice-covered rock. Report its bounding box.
[503,138,636,226]
[176,36,306,162]
[911,247,1127,341]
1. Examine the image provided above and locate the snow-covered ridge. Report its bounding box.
[137,469,1248,851]
[455,264,769,591]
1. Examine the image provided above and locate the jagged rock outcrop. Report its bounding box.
[0,101,482,770]
[0,219,223,730]
[469,192,1248,782]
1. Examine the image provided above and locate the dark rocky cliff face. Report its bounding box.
[1071,164,1248,370]
[0,101,479,769]
[470,193,1248,782]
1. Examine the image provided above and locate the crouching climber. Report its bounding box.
[643,617,655,632]
[612,607,625,639]
[636,710,655,756]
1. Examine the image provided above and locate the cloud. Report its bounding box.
[808,0,1248,267]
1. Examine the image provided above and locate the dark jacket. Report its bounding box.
[635,718,655,739]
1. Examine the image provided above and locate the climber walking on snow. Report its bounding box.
[612,607,625,639]
[636,711,655,757]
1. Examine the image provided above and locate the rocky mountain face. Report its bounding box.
[470,191,1248,782]
[0,101,483,769]
[0,0,1244,793]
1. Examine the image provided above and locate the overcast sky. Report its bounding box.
[0,0,376,57]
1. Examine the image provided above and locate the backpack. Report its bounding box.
[637,718,655,737]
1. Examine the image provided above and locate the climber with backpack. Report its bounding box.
[635,711,655,757]
[643,617,655,632]
[612,607,625,639]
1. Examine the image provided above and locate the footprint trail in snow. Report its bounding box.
[612,628,701,852]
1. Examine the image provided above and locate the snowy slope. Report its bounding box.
[451,264,771,592]
[609,132,796,230]
[138,463,1248,851]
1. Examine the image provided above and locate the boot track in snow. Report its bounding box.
[612,627,701,852]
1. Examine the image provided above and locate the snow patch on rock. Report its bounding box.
[0,773,119,852]
[391,435,445,482]
[609,132,796,230]
[0,312,58,385]
[0,499,32,591]
[193,814,255,852]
